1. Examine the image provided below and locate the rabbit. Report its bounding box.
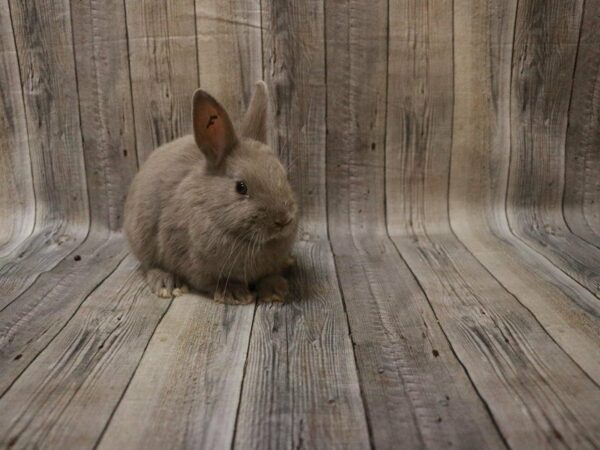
[124,81,298,305]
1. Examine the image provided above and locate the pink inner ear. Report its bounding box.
[205,112,226,151]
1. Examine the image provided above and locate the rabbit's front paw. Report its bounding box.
[214,282,255,305]
[146,268,188,298]
[256,274,289,303]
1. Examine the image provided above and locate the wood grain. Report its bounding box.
[195,0,262,122]
[564,0,600,239]
[71,0,138,230]
[261,0,327,234]
[0,255,169,450]
[0,0,34,254]
[386,0,600,448]
[0,235,127,396]
[125,0,199,162]
[450,0,600,386]
[1,0,600,447]
[503,0,600,302]
[235,241,371,449]
[326,1,507,449]
[0,0,89,316]
[98,294,254,450]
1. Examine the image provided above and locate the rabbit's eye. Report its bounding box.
[235,180,248,195]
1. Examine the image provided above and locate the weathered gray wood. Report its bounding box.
[125,0,199,162]
[332,234,507,450]
[0,0,34,254]
[8,0,88,228]
[234,241,371,449]
[0,235,128,396]
[0,0,89,314]
[450,0,600,387]
[0,255,170,450]
[326,1,508,449]
[1,0,600,448]
[71,0,138,230]
[564,0,600,239]
[502,0,600,302]
[390,233,600,449]
[385,1,600,448]
[261,0,327,234]
[386,0,455,235]
[195,0,262,123]
[98,295,254,450]
[326,0,387,236]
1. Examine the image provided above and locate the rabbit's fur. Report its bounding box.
[124,82,298,304]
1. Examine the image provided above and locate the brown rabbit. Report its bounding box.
[124,82,298,304]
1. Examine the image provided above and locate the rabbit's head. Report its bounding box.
[191,82,298,245]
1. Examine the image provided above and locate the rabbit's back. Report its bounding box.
[124,136,202,269]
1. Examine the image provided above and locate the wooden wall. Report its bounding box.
[1,0,598,241]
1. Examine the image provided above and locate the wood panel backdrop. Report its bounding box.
[1,0,599,448]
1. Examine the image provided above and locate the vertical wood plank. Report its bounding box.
[564,0,600,238]
[262,0,327,234]
[125,0,198,162]
[195,0,262,122]
[8,0,89,229]
[326,0,387,236]
[508,0,583,226]
[70,0,138,231]
[326,0,507,448]
[0,0,90,308]
[386,0,454,236]
[385,0,600,447]
[500,0,600,303]
[450,0,600,383]
[0,0,34,253]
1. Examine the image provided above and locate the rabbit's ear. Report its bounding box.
[192,89,238,168]
[240,81,270,145]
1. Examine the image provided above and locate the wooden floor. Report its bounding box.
[2,0,600,448]
[1,226,600,449]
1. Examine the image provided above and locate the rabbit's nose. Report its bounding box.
[275,216,293,228]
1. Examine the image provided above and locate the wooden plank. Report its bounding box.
[0,234,128,396]
[0,255,170,449]
[501,0,600,301]
[564,0,600,239]
[450,0,600,385]
[234,241,371,449]
[195,0,262,122]
[125,0,199,162]
[8,0,89,228]
[0,0,90,310]
[390,233,600,449]
[385,0,455,236]
[70,0,138,230]
[0,0,34,254]
[385,0,600,447]
[325,0,387,236]
[332,235,507,449]
[98,294,254,449]
[325,0,507,448]
[261,0,327,233]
